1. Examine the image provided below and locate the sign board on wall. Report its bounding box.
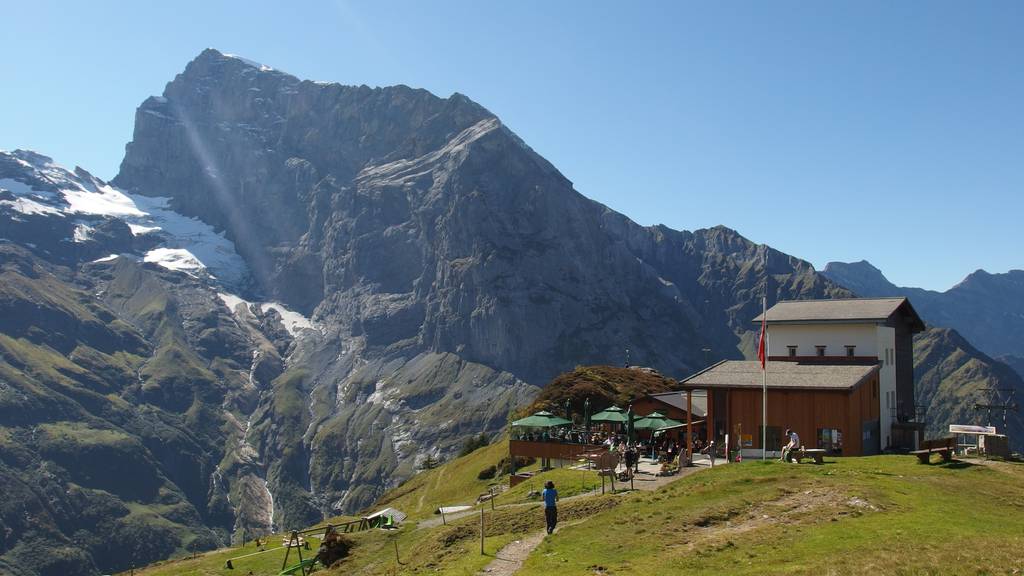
[949,424,997,435]
[740,434,753,447]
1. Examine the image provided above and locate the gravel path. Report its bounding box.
[476,531,546,576]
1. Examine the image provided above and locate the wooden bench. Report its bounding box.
[910,437,955,464]
[791,448,826,464]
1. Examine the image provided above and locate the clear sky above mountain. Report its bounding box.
[2,1,1021,291]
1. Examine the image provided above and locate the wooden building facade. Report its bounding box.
[680,361,881,456]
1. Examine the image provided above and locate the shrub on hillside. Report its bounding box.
[497,456,535,475]
[477,465,497,480]
[458,433,490,457]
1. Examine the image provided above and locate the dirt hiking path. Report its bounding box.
[476,531,545,576]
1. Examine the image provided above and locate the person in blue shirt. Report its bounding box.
[542,481,558,534]
[540,477,557,532]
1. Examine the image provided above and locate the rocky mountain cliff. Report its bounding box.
[110,49,849,521]
[822,260,1024,361]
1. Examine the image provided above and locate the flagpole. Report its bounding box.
[762,294,767,461]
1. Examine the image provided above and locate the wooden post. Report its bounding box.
[394,538,401,564]
[689,390,695,464]
[441,509,446,525]
[480,509,485,555]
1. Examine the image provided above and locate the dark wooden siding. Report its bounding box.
[721,374,879,456]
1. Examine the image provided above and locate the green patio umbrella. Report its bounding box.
[510,410,572,428]
[633,411,683,431]
[590,405,627,424]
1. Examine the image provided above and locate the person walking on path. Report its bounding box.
[542,481,558,534]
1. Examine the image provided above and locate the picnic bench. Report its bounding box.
[790,448,826,464]
[910,437,955,464]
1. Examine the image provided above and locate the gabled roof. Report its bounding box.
[679,360,880,391]
[644,391,708,418]
[752,297,925,332]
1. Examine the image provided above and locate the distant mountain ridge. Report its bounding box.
[822,260,1024,363]
[914,327,1024,446]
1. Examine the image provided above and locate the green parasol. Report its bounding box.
[633,411,683,431]
[510,411,572,428]
[590,405,628,423]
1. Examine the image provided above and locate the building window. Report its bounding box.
[845,345,856,357]
[817,428,843,454]
[787,345,797,358]
[815,345,826,357]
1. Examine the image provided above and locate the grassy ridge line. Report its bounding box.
[520,456,1024,575]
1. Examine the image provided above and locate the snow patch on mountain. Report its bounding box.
[222,52,274,72]
[0,150,250,287]
[130,195,248,285]
[260,302,315,335]
[144,248,205,276]
[217,292,317,336]
[0,195,64,217]
[73,223,94,242]
[63,183,146,217]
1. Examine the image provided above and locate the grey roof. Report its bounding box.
[644,391,708,417]
[679,360,880,391]
[752,297,925,331]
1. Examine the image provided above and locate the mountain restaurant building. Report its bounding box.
[679,297,927,456]
[680,361,881,456]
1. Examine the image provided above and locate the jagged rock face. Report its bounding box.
[823,261,1024,359]
[2,49,862,574]
[111,49,857,523]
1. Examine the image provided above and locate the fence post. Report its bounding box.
[480,509,485,555]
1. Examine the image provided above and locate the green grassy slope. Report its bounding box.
[0,244,258,575]
[373,438,512,521]
[133,452,1024,576]
[521,456,1024,575]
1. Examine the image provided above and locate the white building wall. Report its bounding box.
[767,322,897,452]
[767,324,879,357]
[876,326,896,449]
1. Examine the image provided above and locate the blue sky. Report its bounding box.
[2,1,1021,290]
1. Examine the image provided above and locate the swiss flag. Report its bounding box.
[757,306,767,370]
